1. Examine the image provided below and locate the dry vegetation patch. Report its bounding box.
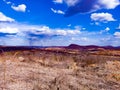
[0,49,120,90]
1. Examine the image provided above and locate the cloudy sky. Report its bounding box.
[0,0,120,46]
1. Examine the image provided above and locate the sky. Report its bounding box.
[0,0,120,46]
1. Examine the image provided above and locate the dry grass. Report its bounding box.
[0,48,120,90]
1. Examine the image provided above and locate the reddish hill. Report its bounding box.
[67,44,120,50]
[0,44,120,53]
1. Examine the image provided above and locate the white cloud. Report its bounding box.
[100,27,110,34]
[74,26,82,30]
[0,23,81,36]
[105,27,110,31]
[53,0,63,4]
[51,8,65,14]
[116,24,120,29]
[3,0,12,5]
[29,26,81,36]
[0,27,19,34]
[64,0,120,8]
[81,37,88,41]
[0,22,81,46]
[71,37,89,42]
[0,12,15,22]
[3,0,27,12]
[64,0,79,6]
[0,35,29,46]
[114,32,120,38]
[95,22,100,26]
[0,22,119,46]
[63,0,120,16]
[64,0,120,9]
[98,0,120,9]
[6,1,11,4]
[91,13,115,22]
[55,29,80,35]
[11,4,26,12]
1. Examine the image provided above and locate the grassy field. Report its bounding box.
[0,47,120,90]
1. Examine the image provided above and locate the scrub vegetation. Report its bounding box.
[0,45,120,90]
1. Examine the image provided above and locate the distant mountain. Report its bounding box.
[0,44,120,53]
[0,46,33,52]
[67,44,120,50]
[67,44,100,50]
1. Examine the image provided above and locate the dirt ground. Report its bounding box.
[0,49,120,90]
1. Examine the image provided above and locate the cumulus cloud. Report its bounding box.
[98,0,120,9]
[0,27,19,34]
[91,13,115,22]
[114,32,120,38]
[105,27,110,31]
[3,0,27,12]
[51,8,65,14]
[64,0,120,17]
[0,12,15,22]
[29,26,81,36]
[0,22,81,46]
[11,4,26,12]
[0,22,119,46]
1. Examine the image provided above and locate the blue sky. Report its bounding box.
[0,0,120,46]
